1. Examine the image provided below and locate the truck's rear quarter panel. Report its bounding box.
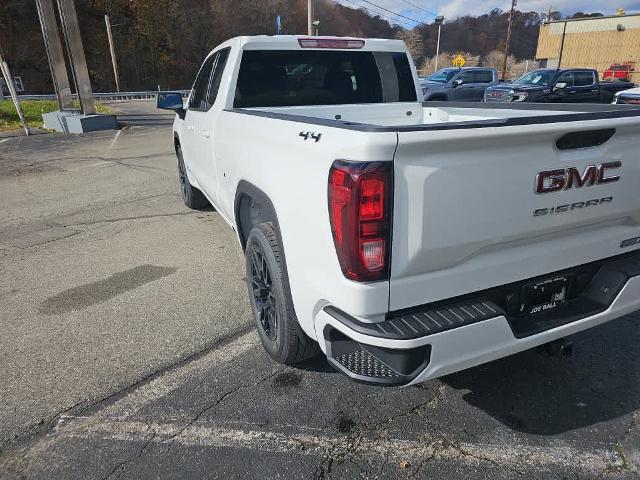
[391,116,640,311]
[217,111,398,338]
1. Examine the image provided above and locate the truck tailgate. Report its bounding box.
[390,117,640,311]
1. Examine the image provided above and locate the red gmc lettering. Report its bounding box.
[565,165,597,189]
[535,162,621,194]
[598,161,622,184]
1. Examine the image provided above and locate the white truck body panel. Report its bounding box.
[390,116,640,310]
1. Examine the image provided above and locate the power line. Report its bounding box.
[356,0,425,25]
[338,0,418,28]
[397,0,437,16]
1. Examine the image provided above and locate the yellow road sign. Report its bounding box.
[452,54,466,68]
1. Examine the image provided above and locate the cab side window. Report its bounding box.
[189,55,216,110]
[457,71,474,84]
[207,48,230,107]
[556,72,574,88]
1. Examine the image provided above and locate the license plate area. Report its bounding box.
[520,274,573,316]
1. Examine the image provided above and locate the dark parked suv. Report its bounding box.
[420,67,499,102]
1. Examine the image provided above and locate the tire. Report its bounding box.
[176,143,209,209]
[245,222,319,364]
[600,91,614,104]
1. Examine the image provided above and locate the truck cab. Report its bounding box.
[485,68,635,103]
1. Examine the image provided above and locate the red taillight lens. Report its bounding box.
[328,161,392,282]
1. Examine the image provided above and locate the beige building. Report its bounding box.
[536,13,640,80]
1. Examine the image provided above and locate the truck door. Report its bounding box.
[571,70,600,102]
[450,71,475,101]
[470,69,495,101]
[183,55,217,187]
[189,48,230,205]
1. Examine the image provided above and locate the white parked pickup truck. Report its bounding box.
[158,35,640,386]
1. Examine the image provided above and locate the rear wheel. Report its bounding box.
[245,222,319,364]
[176,143,209,209]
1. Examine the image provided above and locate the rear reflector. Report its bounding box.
[328,161,392,282]
[298,38,365,49]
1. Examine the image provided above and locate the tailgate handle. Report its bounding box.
[556,129,615,150]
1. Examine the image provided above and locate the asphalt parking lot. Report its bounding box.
[0,104,639,479]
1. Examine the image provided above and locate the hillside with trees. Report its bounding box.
[0,0,600,93]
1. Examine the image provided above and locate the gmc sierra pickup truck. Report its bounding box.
[485,68,635,104]
[158,36,640,386]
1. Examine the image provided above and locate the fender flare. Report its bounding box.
[234,180,280,251]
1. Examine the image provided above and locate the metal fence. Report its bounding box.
[16,90,190,101]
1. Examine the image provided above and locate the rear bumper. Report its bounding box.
[316,257,640,386]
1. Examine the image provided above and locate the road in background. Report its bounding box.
[0,110,638,478]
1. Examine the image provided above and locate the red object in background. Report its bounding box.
[603,63,635,82]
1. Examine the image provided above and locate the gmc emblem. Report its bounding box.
[535,162,621,194]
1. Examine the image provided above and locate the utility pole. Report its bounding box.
[434,16,444,72]
[0,45,30,135]
[557,19,567,68]
[307,0,314,35]
[104,15,120,92]
[501,0,517,81]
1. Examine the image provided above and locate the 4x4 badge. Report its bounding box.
[299,131,322,143]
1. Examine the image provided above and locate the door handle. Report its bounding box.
[187,125,195,131]
[201,131,210,138]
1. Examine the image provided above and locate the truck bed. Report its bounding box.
[236,101,640,130]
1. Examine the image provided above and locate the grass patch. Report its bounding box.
[0,100,113,131]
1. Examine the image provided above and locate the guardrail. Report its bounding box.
[16,90,190,101]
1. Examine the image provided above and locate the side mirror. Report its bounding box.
[553,82,568,92]
[452,79,464,88]
[157,92,186,118]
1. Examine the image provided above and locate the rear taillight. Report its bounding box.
[328,160,392,282]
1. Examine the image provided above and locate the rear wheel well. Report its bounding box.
[235,184,278,251]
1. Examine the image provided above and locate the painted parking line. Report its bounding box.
[98,331,260,419]
[66,418,631,476]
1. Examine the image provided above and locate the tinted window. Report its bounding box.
[234,50,416,108]
[207,48,230,106]
[514,70,555,86]
[427,68,458,83]
[474,70,494,83]
[457,71,474,83]
[189,55,216,110]
[556,72,574,87]
[392,53,416,102]
[574,71,595,86]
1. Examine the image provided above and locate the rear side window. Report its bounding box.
[234,50,417,108]
[574,71,595,86]
[474,70,494,83]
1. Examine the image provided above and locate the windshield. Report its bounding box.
[513,70,555,87]
[426,68,459,83]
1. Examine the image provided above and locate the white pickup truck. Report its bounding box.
[158,35,640,386]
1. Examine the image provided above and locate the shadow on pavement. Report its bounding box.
[441,317,640,435]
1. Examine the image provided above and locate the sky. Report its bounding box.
[335,0,640,26]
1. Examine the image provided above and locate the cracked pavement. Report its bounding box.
[1,108,639,479]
